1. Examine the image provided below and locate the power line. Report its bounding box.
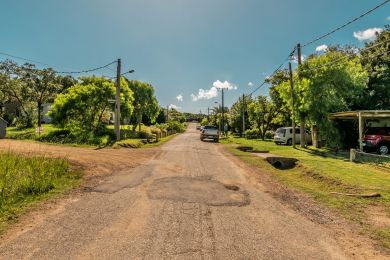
[0,51,55,68]
[248,47,296,96]
[300,38,390,73]
[56,61,117,74]
[302,0,390,47]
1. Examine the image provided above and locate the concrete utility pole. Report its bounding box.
[221,88,225,135]
[289,62,296,148]
[242,94,246,137]
[115,58,121,141]
[297,43,306,148]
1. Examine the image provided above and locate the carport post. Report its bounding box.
[358,112,363,151]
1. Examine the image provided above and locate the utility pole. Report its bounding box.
[166,105,169,122]
[297,43,306,148]
[242,94,246,137]
[221,88,225,135]
[115,58,121,141]
[289,62,296,148]
[207,107,210,121]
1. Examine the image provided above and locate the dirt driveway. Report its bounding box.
[0,127,387,259]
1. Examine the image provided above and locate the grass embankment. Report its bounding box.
[222,137,390,250]
[0,152,81,233]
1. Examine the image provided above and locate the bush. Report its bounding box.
[265,130,274,139]
[167,121,186,133]
[245,129,260,139]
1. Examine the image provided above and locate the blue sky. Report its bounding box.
[0,0,389,113]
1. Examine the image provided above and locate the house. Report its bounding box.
[0,117,7,139]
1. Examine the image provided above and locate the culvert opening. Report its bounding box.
[237,146,253,152]
[266,157,298,170]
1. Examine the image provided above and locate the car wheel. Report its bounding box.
[215,139,219,142]
[287,139,292,146]
[378,144,389,155]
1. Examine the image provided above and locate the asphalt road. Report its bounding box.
[0,125,356,259]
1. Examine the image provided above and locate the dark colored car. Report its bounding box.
[363,127,390,154]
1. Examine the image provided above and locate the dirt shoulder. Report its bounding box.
[218,144,390,259]
[0,139,158,181]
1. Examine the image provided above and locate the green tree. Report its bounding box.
[50,76,134,134]
[229,95,251,134]
[247,95,279,140]
[18,64,61,127]
[126,80,159,131]
[359,26,390,109]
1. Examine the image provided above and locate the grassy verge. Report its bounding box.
[113,134,178,149]
[0,151,81,233]
[221,137,390,250]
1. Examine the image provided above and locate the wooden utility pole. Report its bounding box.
[289,62,296,148]
[166,105,169,122]
[221,88,225,135]
[242,94,246,137]
[115,58,121,141]
[297,43,306,148]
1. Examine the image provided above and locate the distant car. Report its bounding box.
[363,127,390,154]
[200,125,219,142]
[196,125,201,130]
[274,127,312,145]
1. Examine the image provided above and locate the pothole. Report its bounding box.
[147,176,250,207]
[266,157,298,170]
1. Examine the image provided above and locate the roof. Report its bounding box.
[330,110,390,120]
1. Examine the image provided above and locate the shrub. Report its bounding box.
[245,129,261,139]
[167,121,186,133]
[265,130,275,139]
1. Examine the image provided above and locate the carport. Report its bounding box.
[329,110,390,151]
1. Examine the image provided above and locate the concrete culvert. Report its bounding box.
[237,146,253,152]
[266,157,298,170]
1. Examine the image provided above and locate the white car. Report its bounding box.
[274,127,312,145]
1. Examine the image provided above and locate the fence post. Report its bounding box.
[350,149,356,162]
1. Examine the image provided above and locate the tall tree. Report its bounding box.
[126,80,159,131]
[359,26,390,110]
[247,96,279,140]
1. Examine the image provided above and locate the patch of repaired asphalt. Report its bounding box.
[147,176,250,207]
[93,164,155,193]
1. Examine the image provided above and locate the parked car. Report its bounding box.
[363,127,390,154]
[274,127,312,145]
[200,125,219,142]
[196,125,201,130]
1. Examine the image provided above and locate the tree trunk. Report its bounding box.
[300,115,306,148]
[37,101,42,128]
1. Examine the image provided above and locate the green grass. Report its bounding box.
[143,133,178,148]
[0,151,81,233]
[221,136,390,250]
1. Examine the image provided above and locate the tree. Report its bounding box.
[359,26,390,110]
[277,48,368,148]
[50,76,134,134]
[18,64,61,127]
[229,95,251,134]
[247,96,279,140]
[127,80,159,131]
[0,60,36,127]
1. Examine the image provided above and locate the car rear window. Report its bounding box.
[366,128,390,135]
[204,126,217,130]
[276,128,286,134]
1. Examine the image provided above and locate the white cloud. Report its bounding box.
[176,94,183,102]
[315,44,328,52]
[169,104,181,110]
[248,82,254,87]
[191,87,218,101]
[291,55,306,64]
[212,80,237,90]
[191,80,237,102]
[353,27,383,41]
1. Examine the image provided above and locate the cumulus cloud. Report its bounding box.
[353,28,383,41]
[191,87,218,101]
[315,44,328,52]
[212,80,237,90]
[191,80,237,101]
[176,94,183,102]
[248,82,254,87]
[169,104,181,110]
